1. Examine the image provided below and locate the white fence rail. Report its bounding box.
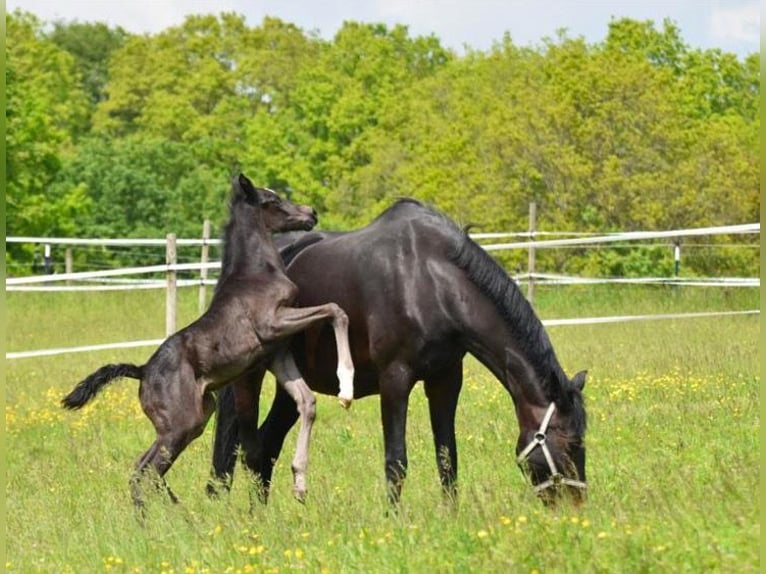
[6,236,219,247]
[5,309,759,360]
[6,262,221,286]
[529,273,759,287]
[6,222,760,292]
[479,223,759,251]
[6,221,760,361]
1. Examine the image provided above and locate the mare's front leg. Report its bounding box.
[379,362,416,506]
[424,360,463,504]
[268,348,316,502]
[265,304,355,408]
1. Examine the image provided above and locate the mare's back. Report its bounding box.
[292,200,454,271]
[286,199,465,330]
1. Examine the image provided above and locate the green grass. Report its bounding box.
[5,285,760,573]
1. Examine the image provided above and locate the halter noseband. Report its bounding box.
[516,402,587,493]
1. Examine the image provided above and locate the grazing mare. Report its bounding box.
[61,174,354,507]
[210,199,588,506]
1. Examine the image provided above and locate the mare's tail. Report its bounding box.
[207,385,240,497]
[61,363,144,410]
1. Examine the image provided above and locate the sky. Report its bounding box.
[6,0,761,59]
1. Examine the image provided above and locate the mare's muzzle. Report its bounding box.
[516,402,587,496]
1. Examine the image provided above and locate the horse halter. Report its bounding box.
[516,402,588,493]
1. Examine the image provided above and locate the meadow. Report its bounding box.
[5,284,760,573]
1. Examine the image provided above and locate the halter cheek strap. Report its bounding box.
[516,402,587,493]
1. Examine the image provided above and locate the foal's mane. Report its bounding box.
[215,185,274,291]
[216,190,250,288]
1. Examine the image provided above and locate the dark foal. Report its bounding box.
[210,199,588,507]
[62,174,354,507]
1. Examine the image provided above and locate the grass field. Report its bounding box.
[5,284,760,573]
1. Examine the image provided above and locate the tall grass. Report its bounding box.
[5,285,760,573]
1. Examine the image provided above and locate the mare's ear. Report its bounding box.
[572,370,587,391]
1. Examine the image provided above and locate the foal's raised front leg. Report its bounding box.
[265,304,355,408]
[268,347,316,502]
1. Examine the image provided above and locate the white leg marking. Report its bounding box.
[336,365,354,409]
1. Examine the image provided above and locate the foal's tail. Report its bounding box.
[61,363,144,410]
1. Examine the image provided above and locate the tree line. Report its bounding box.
[5,10,760,276]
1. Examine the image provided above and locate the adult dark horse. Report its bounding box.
[61,174,355,507]
[210,199,588,505]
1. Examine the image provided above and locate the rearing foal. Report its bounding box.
[62,173,354,506]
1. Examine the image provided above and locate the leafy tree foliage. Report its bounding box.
[47,19,129,107]
[5,11,91,265]
[5,11,759,276]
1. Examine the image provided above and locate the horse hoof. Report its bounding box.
[293,489,307,504]
[338,396,352,410]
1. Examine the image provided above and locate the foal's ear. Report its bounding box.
[233,173,258,201]
[572,370,587,391]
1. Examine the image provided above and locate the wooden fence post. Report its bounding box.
[43,244,52,274]
[166,233,177,337]
[198,219,211,314]
[65,248,73,285]
[527,201,537,305]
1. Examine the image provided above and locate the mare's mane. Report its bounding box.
[387,201,581,411]
[436,206,586,430]
[449,230,567,394]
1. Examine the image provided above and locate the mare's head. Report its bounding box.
[515,370,588,506]
[232,174,318,233]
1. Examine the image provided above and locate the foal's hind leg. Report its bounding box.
[132,371,216,509]
[248,384,301,503]
[268,348,316,502]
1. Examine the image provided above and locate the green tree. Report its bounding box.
[54,136,229,240]
[6,11,758,277]
[5,10,91,268]
[241,21,452,224]
[327,22,758,275]
[47,19,129,108]
[93,14,318,169]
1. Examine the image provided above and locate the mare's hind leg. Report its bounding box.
[424,360,463,503]
[268,348,316,502]
[132,372,216,509]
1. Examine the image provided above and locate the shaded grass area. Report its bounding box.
[5,286,760,573]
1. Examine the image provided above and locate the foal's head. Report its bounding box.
[515,370,587,505]
[233,173,318,233]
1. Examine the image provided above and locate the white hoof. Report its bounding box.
[337,365,354,409]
